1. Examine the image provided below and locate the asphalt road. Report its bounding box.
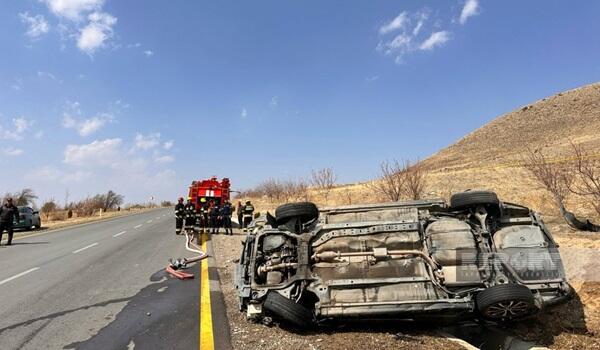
[0,208,230,350]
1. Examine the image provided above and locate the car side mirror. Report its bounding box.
[32,211,39,215]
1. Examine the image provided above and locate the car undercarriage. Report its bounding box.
[235,191,572,328]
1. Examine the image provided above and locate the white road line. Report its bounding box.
[113,231,127,237]
[134,224,142,229]
[147,220,153,223]
[72,242,98,254]
[0,267,40,286]
[155,217,160,219]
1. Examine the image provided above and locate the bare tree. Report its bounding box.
[311,168,337,204]
[102,190,124,211]
[2,188,38,206]
[282,178,309,202]
[567,142,600,216]
[404,160,428,200]
[41,198,58,220]
[368,160,406,201]
[368,159,428,201]
[260,178,285,203]
[522,148,572,209]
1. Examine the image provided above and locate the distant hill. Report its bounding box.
[422,82,600,171]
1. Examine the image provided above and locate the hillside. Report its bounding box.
[422,82,600,172]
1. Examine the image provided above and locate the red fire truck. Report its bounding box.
[188,176,231,211]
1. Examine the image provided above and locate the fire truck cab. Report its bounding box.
[188,176,231,211]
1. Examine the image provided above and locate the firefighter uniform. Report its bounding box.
[184,200,196,231]
[175,198,185,235]
[210,204,221,234]
[220,201,233,235]
[242,201,255,231]
[0,199,19,246]
[236,201,243,230]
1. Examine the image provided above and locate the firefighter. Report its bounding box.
[184,198,196,232]
[236,200,243,231]
[210,202,221,234]
[242,200,255,231]
[174,197,185,235]
[220,200,233,235]
[199,198,208,233]
[0,198,19,246]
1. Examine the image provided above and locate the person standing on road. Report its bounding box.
[0,198,19,246]
[210,202,221,234]
[175,197,185,235]
[184,198,196,232]
[236,200,243,231]
[242,200,255,232]
[220,201,233,235]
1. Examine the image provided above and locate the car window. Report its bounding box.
[19,207,31,213]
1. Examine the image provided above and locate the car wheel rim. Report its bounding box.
[484,300,530,319]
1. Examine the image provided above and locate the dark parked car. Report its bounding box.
[14,206,42,230]
[235,191,572,328]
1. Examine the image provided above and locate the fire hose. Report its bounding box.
[166,230,209,280]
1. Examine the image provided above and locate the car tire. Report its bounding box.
[35,220,41,229]
[450,190,500,210]
[275,202,319,224]
[476,284,536,321]
[263,291,314,329]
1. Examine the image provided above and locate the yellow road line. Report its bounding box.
[200,233,215,350]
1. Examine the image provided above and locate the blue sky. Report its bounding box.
[1,1,600,204]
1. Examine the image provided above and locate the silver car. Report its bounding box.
[235,191,571,328]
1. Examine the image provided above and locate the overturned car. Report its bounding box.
[235,191,572,328]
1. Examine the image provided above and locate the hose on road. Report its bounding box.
[166,230,208,279]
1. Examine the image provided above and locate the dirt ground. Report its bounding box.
[211,218,600,350]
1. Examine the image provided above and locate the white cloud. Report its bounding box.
[419,31,451,50]
[135,132,161,150]
[38,71,61,83]
[63,113,110,137]
[269,96,279,109]
[19,12,50,39]
[143,50,154,57]
[154,155,174,163]
[34,130,45,139]
[163,140,174,150]
[42,0,104,21]
[77,12,117,54]
[379,12,408,35]
[377,9,441,63]
[1,117,33,141]
[64,138,122,166]
[241,108,248,119]
[25,166,92,183]
[11,78,23,91]
[412,11,429,36]
[459,0,480,25]
[2,147,24,156]
[366,75,379,82]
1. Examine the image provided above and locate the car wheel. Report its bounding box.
[263,291,314,329]
[450,190,500,210]
[35,219,41,229]
[275,202,319,225]
[476,284,536,321]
